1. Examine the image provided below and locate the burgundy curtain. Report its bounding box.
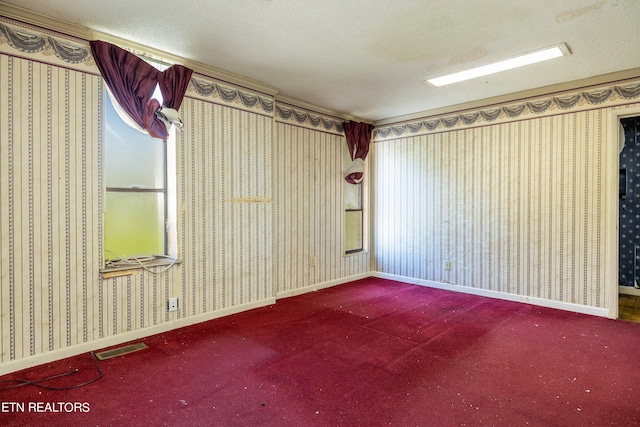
[343,121,374,184]
[90,40,193,139]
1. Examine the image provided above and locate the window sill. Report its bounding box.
[101,256,182,278]
[344,250,368,258]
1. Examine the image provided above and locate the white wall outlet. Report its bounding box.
[168,297,178,312]
[444,260,452,271]
[310,256,316,267]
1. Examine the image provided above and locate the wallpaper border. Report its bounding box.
[0,16,275,115]
[0,18,92,71]
[187,74,274,116]
[374,80,640,141]
[275,102,345,135]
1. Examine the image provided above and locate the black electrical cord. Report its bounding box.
[0,351,103,391]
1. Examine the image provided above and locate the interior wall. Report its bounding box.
[372,85,640,314]
[176,96,274,314]
[0,17,367,373]
[0,50,277,370]
[0,54,102,362]
[273,113,370,297]
[2,10,637,373]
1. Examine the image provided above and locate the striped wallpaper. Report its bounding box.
[0,17,368,371]
[0,55,102,362]
[274,118,369,297]
[371,104,634,311]
[2,12,639,372]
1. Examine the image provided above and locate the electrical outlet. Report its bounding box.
[444,260,452,271]
[310,256,316,267]
[167,297,178,312]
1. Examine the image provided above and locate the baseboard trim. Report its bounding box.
[2,271,614,376]
[0,297,275,377]
[373,272,610,318]
[619,285,640,296]
[3,271,370,376]
[276,272,372,299]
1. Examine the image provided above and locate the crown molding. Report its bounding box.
[0,1,280,97]
[275,93,369,124]
[0,1,368,122]
[375,67,640,127]
[0,1,91,39]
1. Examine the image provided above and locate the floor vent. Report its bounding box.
[94,342,148,360]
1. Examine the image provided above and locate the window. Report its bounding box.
[103,86,177,264]
[344,147,364,254]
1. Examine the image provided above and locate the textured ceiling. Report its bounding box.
[2,0,640,122]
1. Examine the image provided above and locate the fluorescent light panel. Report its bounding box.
[426,43,570,87]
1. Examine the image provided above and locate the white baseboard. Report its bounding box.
[2,272,370,376]
[2,271,614,376]
[276,272,371,299]
[373,272,610,318]
[0,297,275,377]
[619,285,640,296]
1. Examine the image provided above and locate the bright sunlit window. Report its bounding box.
[103,85,177,263]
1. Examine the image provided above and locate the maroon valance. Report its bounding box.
[344,121,374,184]
[90,40,193,139]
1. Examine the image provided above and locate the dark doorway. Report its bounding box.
[619,116,640,322]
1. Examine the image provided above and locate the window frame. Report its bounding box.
[343,145,368,256]
[101,85,179,273]
[345,180,364,254]
[104,140,170,256]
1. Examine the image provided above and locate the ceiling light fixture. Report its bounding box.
[426,43,571,87]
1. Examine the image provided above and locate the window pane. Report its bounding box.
[345,210,363,253]
[105,192,165,260]
[105,96,165,189]
[345,182,362,209]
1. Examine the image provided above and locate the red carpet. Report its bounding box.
[1,277,640,426]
